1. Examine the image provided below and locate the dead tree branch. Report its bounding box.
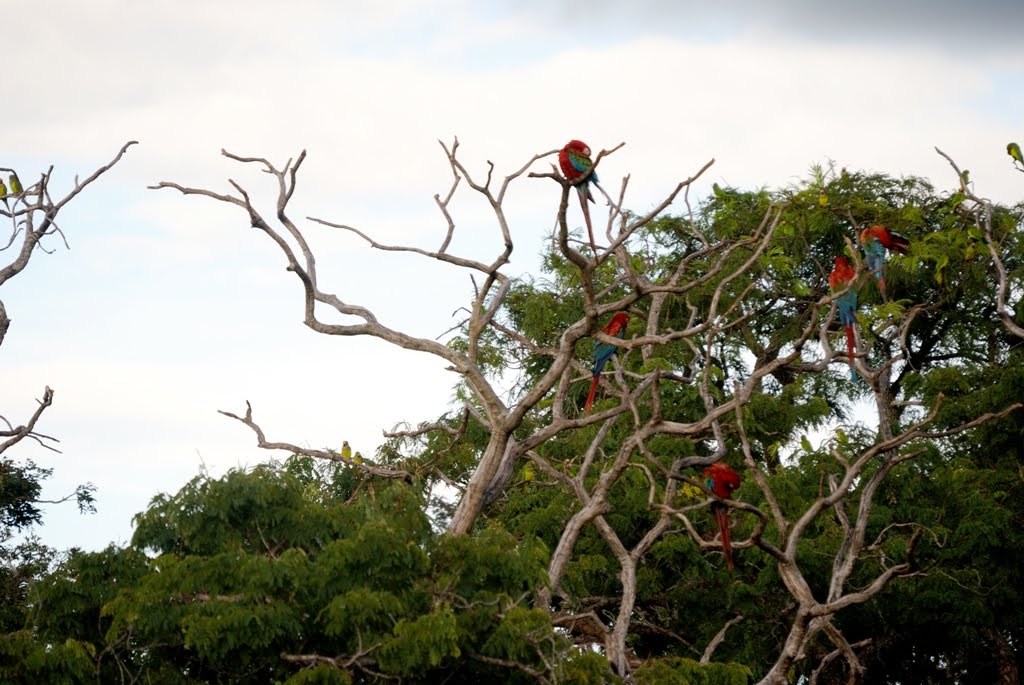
[0,386,58,457]
[219,401,412,481]
[934,146,1024,339]
[1,141,137,347]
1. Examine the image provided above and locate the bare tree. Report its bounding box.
[152,141,1021,682]
[1,142,135,496]
[1,142,137,349]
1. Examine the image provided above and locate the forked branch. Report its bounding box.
[0,386,58,456]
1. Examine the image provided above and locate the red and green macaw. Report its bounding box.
[703,462,742,571]
[829,255,859,382]
[583,312,629,412]
[859,224,909,299]
[559,139,602,255]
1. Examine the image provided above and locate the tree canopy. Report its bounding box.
[2,142,1022,683]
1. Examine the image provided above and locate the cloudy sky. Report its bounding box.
[3,0,1022,552]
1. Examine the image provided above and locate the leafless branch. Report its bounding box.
[808,634,872,685]
[470,653,551,684]
[934,146,1024,339]
[0,386,58,456]
[219,401,412,481]
[701,615,744,664]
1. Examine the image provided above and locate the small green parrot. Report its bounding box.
[960,169,970,187]
[0,178,7,210]
[340,440,352,460]
[1008,142,1024,168]
[678,482,704,503]
[353,451,363,464]
[8,173,22,195]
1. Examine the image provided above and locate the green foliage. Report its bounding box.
[8,457,581,683]
[0,536,54,634]
[0,459,46,530]
[377,606,461,675]
[559,650,622,683]
[0,457,96,636]
[635,657,752,685]
[285,664,353,685]
[0,631,95,685]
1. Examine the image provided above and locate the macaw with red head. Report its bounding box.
[583,312,629,412]
[703,462,742,570]
[829,255,859,382]
[859,225,909,299]
[559,139,602,255]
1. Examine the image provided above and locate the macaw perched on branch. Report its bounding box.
[559,139,603,255]
[703,462,742,570]
[829,255,859,382]
[583,312,629,412]
[859,224,910,299]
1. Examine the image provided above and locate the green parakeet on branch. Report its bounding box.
[1008,142,1024,170]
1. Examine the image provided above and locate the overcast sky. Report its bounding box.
[3,0,1022,552]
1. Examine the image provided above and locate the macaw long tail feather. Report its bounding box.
[844,322,858,383]
[578,187,597,255]
[715,505,734,571]
[583,375,600,413]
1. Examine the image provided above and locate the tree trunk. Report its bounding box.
[983,628,1020,685]
[447,432,510,535]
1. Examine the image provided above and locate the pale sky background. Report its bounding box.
[2,0,1022,552]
